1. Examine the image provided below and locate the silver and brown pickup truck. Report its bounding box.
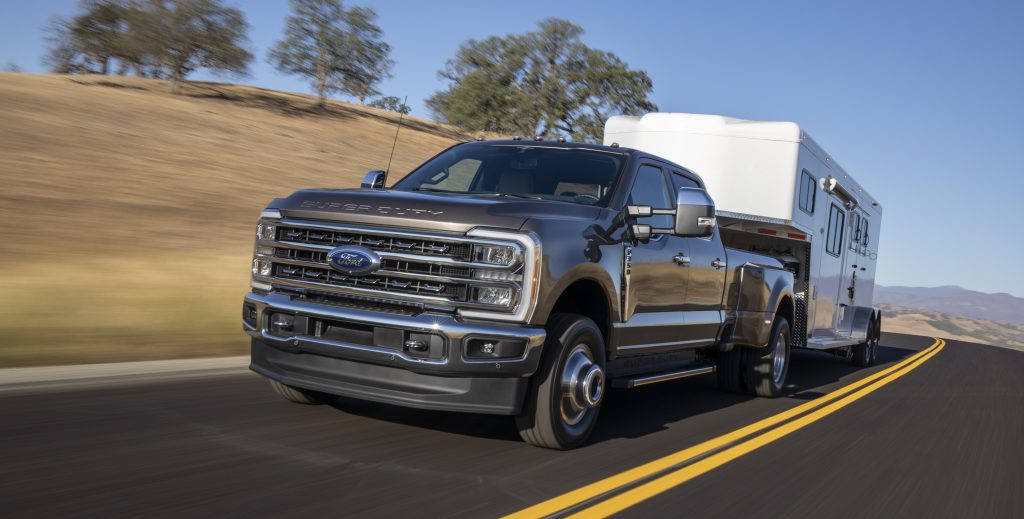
[243,140,794,449]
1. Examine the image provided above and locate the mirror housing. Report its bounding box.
[361,170,387,189]
[674,187,716,237]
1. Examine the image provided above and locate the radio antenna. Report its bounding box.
[383,96,408,184]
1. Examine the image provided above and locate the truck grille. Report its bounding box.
[254,219,521,311]
[276,225,473,261]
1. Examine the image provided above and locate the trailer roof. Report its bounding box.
[605,113,881,213]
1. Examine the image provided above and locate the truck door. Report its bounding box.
[672,170,726,344]
[812,199,849,335]
[616,163,693,354]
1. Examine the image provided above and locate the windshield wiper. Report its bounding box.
[484,192,547,201]
[414,187,464,193]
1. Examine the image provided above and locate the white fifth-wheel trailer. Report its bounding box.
[605,113,883,363]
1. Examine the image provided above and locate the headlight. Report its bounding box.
[472,286,514,306]
[257,223,276,241]
[252,258,272,277]
[473,244,518,266]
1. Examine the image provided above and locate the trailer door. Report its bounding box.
[812,200,849,335]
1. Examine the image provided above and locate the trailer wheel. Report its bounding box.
[516,314,605,450]
[743,317,791,397]
[852,318,879,367]
[268,379,337,405]
[716,346,746,393]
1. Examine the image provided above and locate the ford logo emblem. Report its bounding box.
[327,246,381,276]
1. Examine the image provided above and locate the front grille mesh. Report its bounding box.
[274,264,467,300]
[277,225,473,261]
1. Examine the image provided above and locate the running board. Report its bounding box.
[806,337,861,350]
[613,365,716,389]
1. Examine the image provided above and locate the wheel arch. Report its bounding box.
[543,277,614,359]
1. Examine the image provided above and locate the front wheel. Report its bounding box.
[268,379,337,405]
[516,314,606,450]
[743,317,791,397]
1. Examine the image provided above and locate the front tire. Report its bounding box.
[743,317,791,397]
[516,314,606,450]
[268,379,337,405]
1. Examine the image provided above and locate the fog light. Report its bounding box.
[270,313,295,333]
[473,286,513,306]
[257,224,276,241]
[474,244,518,266]
[466,338,526,359]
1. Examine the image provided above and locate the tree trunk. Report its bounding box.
[316,56,327,109]
[170,70,182,94]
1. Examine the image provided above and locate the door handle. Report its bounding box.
[711,259,727,270]
[673,254,691,266]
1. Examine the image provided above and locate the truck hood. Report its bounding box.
[275,188,603,233]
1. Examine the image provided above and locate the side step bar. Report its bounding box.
[613,364,716,389]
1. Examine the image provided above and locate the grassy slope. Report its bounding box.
[0,73,467,366]
[1,74,1016,365]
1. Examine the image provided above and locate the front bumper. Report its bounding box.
[243,292,547,414]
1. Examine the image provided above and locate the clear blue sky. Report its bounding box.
[3,0,1023,296]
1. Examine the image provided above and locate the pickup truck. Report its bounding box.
[243,140,795,449]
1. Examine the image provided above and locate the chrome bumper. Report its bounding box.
[242,292,547,377]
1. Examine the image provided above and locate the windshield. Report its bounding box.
[392,144,626,206]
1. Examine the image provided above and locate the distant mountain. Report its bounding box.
[875,285,1024,325]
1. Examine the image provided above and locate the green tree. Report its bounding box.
[68,0,131,75]
[367,95,410,114]
[139,0,252,93]
[427,18,657,142]
[268,0,394,108]
[43,16,85,73]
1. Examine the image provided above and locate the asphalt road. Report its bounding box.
[1,333,1021,518]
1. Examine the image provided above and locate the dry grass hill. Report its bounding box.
[1,73,1017,366]
[0,73,469,366]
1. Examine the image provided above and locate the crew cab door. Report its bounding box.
[615,163,693,354]
[671,170,727,344]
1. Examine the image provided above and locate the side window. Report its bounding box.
[671,170,701,190]
[826,203,845,256]
[630,164,673,228]
[799,170,817,215]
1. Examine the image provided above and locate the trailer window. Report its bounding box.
[799,170,816,215]
[826,203,845,256]
[630,164,673,228]
[852,213,862,247]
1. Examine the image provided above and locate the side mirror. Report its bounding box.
[361,170,387,189]
[674,187,716,237]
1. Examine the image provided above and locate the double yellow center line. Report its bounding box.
[506,338,946,518]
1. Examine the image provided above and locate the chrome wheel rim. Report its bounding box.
[560,344,604,427]
[771,331,787,388]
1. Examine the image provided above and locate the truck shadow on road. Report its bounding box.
[329,343,921,446]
